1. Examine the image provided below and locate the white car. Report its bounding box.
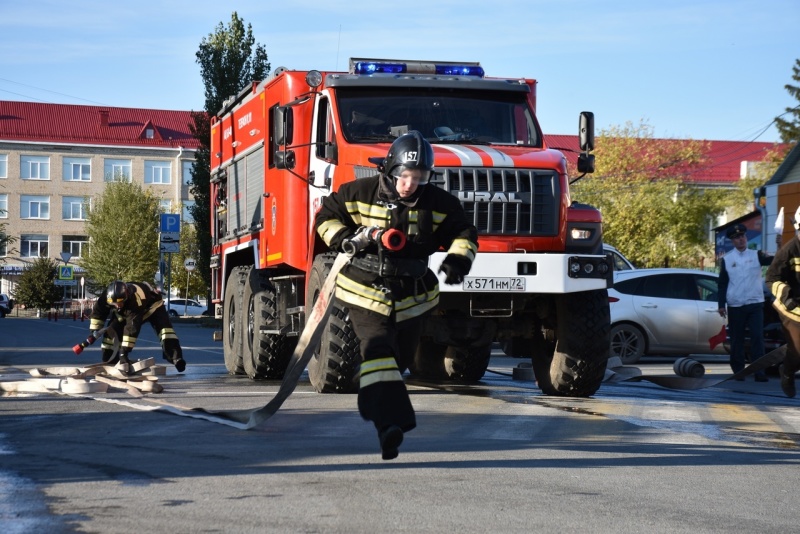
[608,268,727,364]
[165,298,206,317]
[604,244,636,271]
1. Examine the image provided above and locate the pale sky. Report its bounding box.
[1,0,798,142]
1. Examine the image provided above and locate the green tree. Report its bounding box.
[0,225,17,264]
[572,120,727,268]
[775,58,800,145]
[13,257,62,312]
[0,189,17,262]
[189,12,270,300]
[168,222,207,298]
[81,180,161,294]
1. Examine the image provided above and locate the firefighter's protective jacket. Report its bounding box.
[316,175,478,321]
[766,237,800,323]
[89,282,169,351]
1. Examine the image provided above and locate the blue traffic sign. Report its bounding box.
[161,213,180,233]
[58,266,74,280]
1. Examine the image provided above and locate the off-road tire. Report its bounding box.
[533,289,610,397]
[501,338,532,358]
[531,329,558,394]
[444,343,492,382]
[306,253,361,393]
[223,266,248,375]
[242,268,297,379]
[409,336,448,380]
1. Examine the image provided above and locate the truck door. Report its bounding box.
[308,91,335,231]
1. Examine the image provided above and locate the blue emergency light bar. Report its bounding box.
[350,58,485,78]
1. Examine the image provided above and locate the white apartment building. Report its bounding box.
[0,101,201,298]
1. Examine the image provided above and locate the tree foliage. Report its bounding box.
[0,187,17,263]
[571,121,727,268]
[189,12,271,299]
[775,58,800,145]
[13,257,62,311]
[0,222,16,264]
[81,180,161,294]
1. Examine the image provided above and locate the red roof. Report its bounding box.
[0,101,202,149]
[545,134,781,185]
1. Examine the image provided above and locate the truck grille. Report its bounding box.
[431,168,560,235]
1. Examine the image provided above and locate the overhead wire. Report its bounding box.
[0,77,106,106]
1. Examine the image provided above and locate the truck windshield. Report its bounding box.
[336,88,541,147]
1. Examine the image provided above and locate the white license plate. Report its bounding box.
[462,277,526,291]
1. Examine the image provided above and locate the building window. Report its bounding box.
[182,200,195,224]
[21,155,50,180]
[0,239,6,257]
[21,195,50,219]
[62,235,88,258]
[159,199,172,213]
[0,194,7,218]
[62,196,89,220]
[0,154,7,179]
[104,158,132,182]
[63,157,91,181]
[21,234,48,257]
[182,160,193,185]
[145,160,172,184]
[146,128,155,139]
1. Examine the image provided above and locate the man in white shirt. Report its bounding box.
[718,223,775,382]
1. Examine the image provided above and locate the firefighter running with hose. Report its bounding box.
[316,130,478,460]
[88,281,187,374]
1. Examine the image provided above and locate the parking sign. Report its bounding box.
[161,214,180,233]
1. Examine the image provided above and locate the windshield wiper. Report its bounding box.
[352,134,397,142]
[432,137,492,145]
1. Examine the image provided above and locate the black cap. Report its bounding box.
[726,224,747,239]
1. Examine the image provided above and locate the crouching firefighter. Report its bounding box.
[315,131,478,460]
[89,281,187,373]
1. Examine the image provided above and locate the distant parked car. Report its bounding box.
[0,294,13,318]
[165,298,206,317]
[608,268,727,364]
[604,244,636,271]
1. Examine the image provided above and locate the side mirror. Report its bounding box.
[274,106,294,146]
[579,112,594,152]
[577,153,595,174]
[275,150,296,170]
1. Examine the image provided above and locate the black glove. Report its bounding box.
[438,254,472,285]
[785,297,798,311]
[331,227,357,253]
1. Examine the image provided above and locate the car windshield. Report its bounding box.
[336,88,541,146]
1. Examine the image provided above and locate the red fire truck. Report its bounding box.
[210,58,612,397]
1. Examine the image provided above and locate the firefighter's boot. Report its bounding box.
[379,425,404,461]
[117,352,132,375]
[780,364,796,398]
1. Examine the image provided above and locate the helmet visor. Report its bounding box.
[391,168,431,186]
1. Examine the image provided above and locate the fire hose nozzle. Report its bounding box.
[342,227,407,257]
[379,228,406,251]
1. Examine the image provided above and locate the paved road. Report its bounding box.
[2,317,800,533]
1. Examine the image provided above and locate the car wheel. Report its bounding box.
[610,323,646,365]
[168,309,178,317]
